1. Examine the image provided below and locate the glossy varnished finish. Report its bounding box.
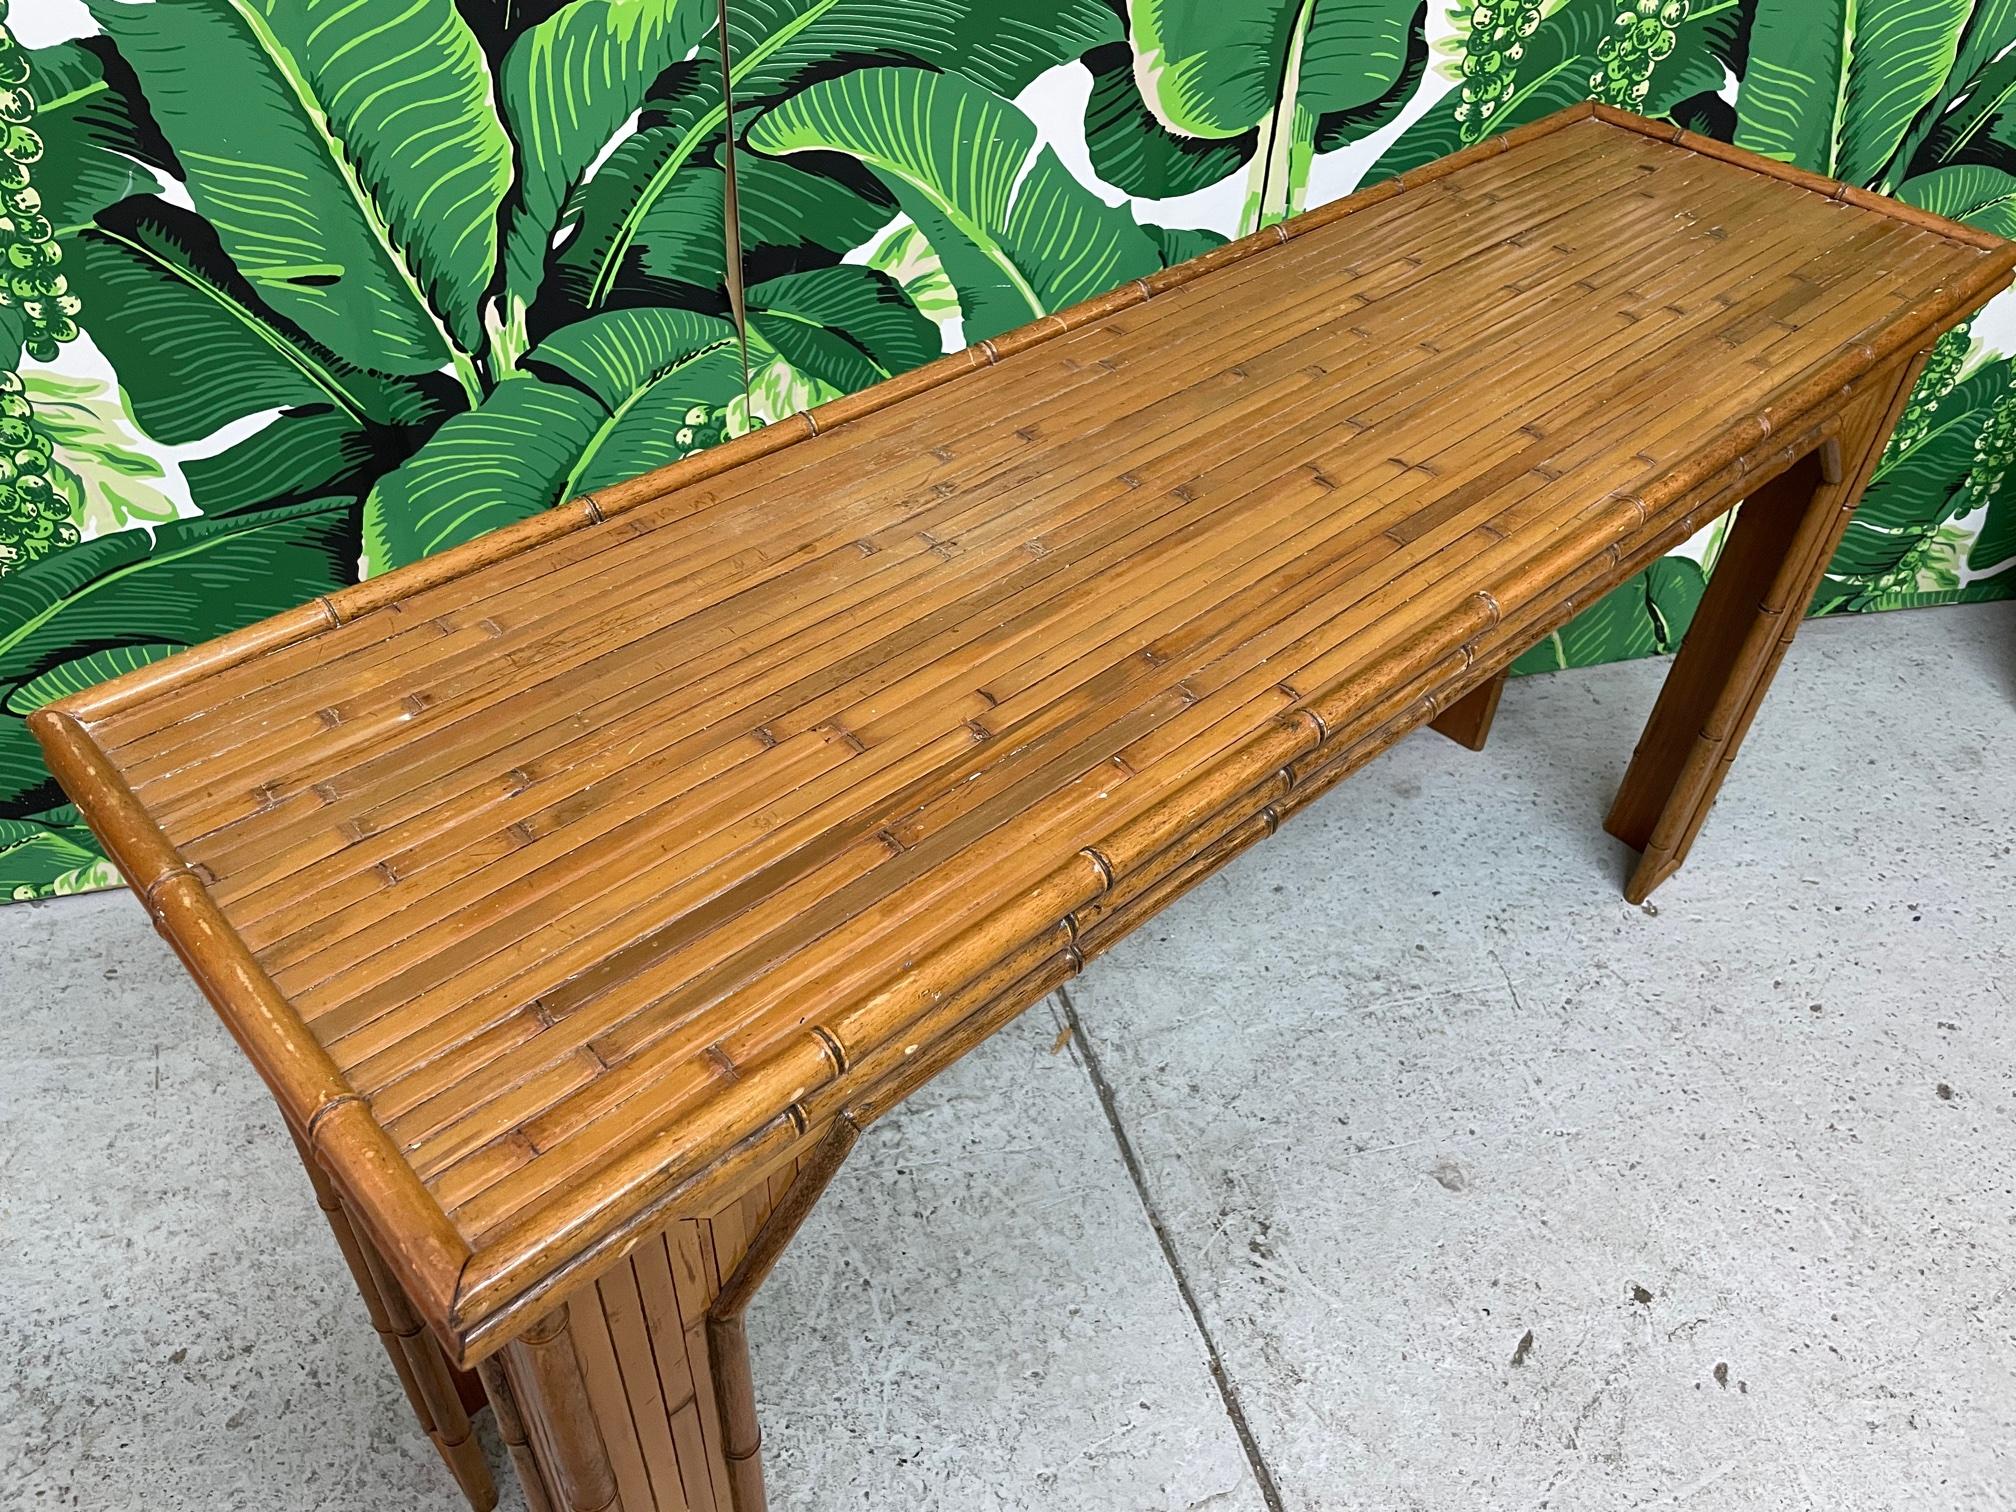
[30,105,2015,1505]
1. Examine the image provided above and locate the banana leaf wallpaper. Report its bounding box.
[4,0,2016,901]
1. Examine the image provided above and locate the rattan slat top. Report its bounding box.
[35,105,2014,1362]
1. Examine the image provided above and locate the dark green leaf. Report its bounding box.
[1313,3,1431,151]
[1144,223,1231,267]
[86,0,510,366]
[551,133,731,315]
[360,380,604,572]
[364,311,743,569]
[569,0,1120,311]
[1734,0,1972,184]
[1644,0,1750,120]
[0,817,107,901]
[1821,364,2003,599]
[30,38,169,233]
[736,151,900,278]
[1511,556,1707,673]
[182,409,412,517]
[498,0,719,315]
[747,266,939,392]
[1082,40,1253,198]
[1969,487,2016,570]
[70,202,438,446]
[746,68,1161,342]
[0,499,361,815]
[1898,164,2016,237]
[5,644,182,715]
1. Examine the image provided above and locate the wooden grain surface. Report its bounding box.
[32,105,2014,1365]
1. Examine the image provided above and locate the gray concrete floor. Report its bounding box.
[4,601,2013,1511]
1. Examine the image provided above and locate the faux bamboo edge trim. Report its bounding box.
[27,705,472,1328]
[1588,104,2016,253]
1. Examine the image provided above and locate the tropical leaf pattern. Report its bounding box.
[6,0,2016,899]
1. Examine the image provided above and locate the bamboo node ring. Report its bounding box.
[809,1025,848,1076]
[143,863,199,908]
[1080,846,1116,892]
[304,1090,365,1144]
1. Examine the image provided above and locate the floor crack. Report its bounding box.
[1055,983,1289,1512]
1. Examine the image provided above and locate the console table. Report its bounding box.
[33,104,2013,1511]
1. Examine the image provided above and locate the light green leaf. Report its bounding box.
[572,0,1119,310]
[22,371,182,536]
[738,353,844,430]
[865,222,960,328]
[1734,0,1972,185]
[746,266,938,393]
[87,0,510,370]
[498,0,718,314]
[746,68,1162,343]
[69,203,435,445]
[1898,164,2016,238]
[0,817,108,902]
[363,311,742,570]
[0,499,360,815]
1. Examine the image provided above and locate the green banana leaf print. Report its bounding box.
[5,0,2016,901]
[1113,0,1428,226]
[1511,557,1709,674]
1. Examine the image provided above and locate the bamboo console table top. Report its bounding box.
[35,106,2013,1371]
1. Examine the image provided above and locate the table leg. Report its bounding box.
[1604,352,1930,903]
[491,1121,857,1512]
[1428,671,1508,751]
[292,1130,498,1510]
